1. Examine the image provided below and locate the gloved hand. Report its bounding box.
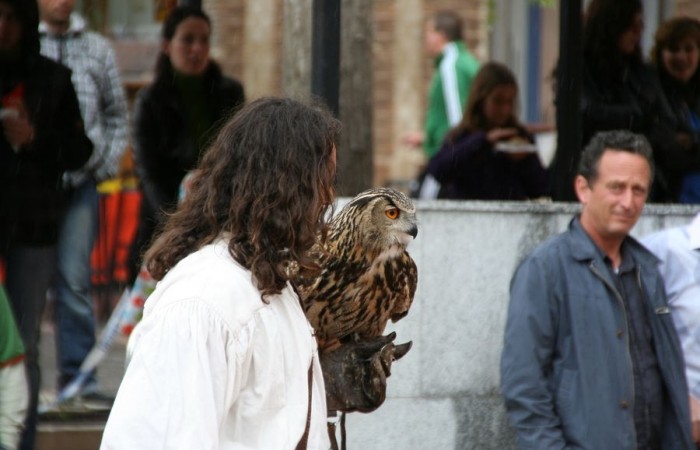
[320,332,411,413]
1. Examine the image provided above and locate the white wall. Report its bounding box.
[338,199,697,450]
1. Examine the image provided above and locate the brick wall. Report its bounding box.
[195,0,488,187]
[676,0,700,18]
[372,0,488,187]
[110,0,699,188]
[205,0,246,82]
[372,0,395,186]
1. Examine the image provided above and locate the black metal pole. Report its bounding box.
[551,0,582,201]
[311,0,341,117]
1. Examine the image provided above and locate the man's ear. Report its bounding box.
[574,175,590,204]
[160,39,170,56]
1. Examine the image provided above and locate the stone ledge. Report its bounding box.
[36,422,104,450]
[410,198,699,215]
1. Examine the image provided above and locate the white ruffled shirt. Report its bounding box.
[101,240,330,449]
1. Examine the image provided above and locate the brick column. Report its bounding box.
[282,0,313,97]
[242,0,282,99]
[389,0,425,186]
[676,0,700,17]
[338,0,374,194]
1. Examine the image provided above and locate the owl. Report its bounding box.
[295,187,418,351]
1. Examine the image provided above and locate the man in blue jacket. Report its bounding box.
[501,130,693,449]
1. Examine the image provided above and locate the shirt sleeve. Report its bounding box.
[92,41,128,182]
[100,299,246,449]
[642,229,700,399]
[439,46,463,127]
[131,91,174,212]
[426,131,491,183]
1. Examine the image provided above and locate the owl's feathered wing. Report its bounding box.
[295,188,418,350]
[299,247,417,345]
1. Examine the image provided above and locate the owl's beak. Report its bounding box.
[407,224,418,239]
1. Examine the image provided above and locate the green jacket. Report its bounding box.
[0,285,26,450]
[0,286,23,366]
[423,41,480,159]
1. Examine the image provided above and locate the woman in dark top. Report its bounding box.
[130,6,245,279]
[650,17,700,203]
[580,0,660,150]
[549,0,661,201]
[425,62,549,200]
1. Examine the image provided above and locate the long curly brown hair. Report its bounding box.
[145,97,341,301]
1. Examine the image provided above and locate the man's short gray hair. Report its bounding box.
[577,130,655,183]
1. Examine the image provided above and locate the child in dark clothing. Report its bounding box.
[425,62,549,200]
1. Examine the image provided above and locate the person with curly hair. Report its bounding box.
[100,97,339,450]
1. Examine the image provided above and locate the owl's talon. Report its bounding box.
[392,341,412,360]
[319,332,411,413]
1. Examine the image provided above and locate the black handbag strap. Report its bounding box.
[296,362,313,450]
[327,411,346,450]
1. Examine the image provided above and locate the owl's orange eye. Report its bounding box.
[385,208,399,220]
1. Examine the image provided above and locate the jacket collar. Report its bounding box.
[567,215,659,267]
[39,13,86,38]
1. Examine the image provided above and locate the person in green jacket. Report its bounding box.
[404,10,481,160]
[0,285,28,450]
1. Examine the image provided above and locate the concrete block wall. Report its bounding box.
[341,200,697,450]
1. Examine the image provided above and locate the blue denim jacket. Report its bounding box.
[500,218,693,450]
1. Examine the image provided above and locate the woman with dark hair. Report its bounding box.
[424,62,549,200]
[650,17,700,202]
[0,0,92,448]
[579,0,660,149]
[129,5,245,282]
[101,97,339,450]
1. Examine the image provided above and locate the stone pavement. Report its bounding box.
[38,318,127,404]
[36,297,128,450]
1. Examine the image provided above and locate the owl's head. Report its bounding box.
[333,187,418,252]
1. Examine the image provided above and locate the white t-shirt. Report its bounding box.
[101,240,330,449]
